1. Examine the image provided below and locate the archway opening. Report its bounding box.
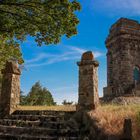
[133,66,140,85]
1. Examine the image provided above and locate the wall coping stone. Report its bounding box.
[77,60,99,67]
[1,61,21,75]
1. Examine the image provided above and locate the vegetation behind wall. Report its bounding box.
[20,81,56,106]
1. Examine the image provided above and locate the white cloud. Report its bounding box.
[25,45,103,68]
[92,0,140,16]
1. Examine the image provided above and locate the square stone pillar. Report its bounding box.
[77,51,99,110]
[0,61,21,117]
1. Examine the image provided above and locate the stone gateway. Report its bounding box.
[104,18,140,98]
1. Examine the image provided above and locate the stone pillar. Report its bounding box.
[122,118,132,140]
[0,61,21,117]
[77,51,99,110]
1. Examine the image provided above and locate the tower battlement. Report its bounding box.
[106,18,140,47]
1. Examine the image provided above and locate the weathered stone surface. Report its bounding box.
[0,61,21,117]
[77,51,99,110]
[102,96,140,105]
[104,18,140,98]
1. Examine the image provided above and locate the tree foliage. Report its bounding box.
[62,99,73,105]
[0,0,81,46]
[20,81,56,106]
[0,36,23,69]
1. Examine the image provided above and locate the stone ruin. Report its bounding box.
[77,51,99,110]
[104,18,140,98]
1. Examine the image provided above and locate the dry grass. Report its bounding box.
[17,105,76,112]
[88,104,140,139]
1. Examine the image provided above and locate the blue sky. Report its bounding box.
[20,0,140,104]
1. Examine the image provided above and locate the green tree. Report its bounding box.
[20,81,56,106]
[0,0,81,46]
[26,81,42,105]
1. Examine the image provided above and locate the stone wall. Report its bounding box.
[104,18,140,97]
[0,61,21,117]
[77,51,99,110]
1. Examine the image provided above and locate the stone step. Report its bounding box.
[0,119,66,129]
[0,133,57,140]
[0,110,80,139]
[0,133,79,140]
[41,121,66,129]
[0,125,79,137]
[7,115,65,122]
[0,119,40,127]
[13,110,75,116]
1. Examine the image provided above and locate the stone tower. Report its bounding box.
[104,18,140,97]
[0,61,21,116]
[77,51,99,110]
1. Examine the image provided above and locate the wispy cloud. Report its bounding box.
[26,53,56,64]
[25,45,103,68]
[92,0,140,16]
[68,45,86,54]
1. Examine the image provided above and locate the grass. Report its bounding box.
[17,105,76,112]
[88,104,140,139]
